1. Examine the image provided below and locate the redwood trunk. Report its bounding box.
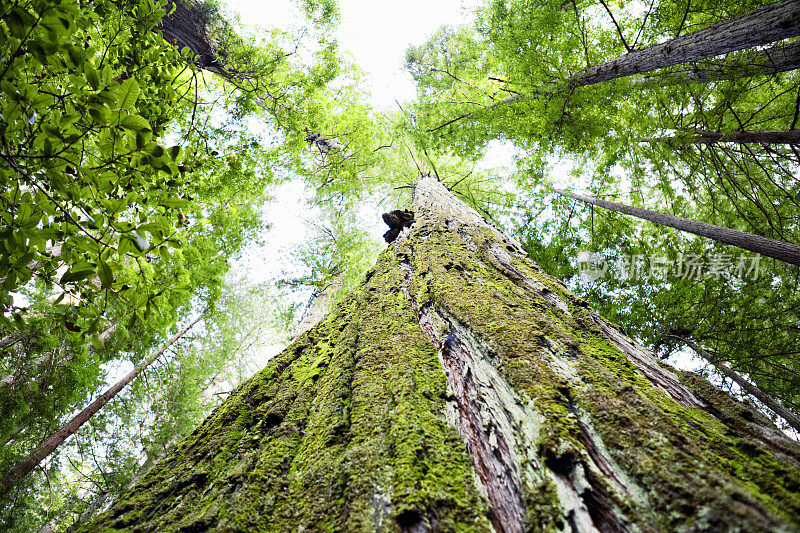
[651,128,800,145]
[570,0,800,87]
[642,39,800,84]
[158,0,223,72]
[81,177,800,532]
[0,316,201,499]
[555,189,800,266]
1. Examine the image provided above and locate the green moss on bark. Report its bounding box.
[399,215,800,531]
[86,177,800,532]
[84,254,492,532]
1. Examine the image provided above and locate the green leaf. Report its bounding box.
[149,144,164,158]
[121,114,152,132]
[117,78,140,109]
[159,197,189,208]
[85,63,100,90]
[88,103,111,124]
[60,267,95,284]
[97,260,113,288]
[90,334,104,350]
[166,145,182,160]
[7,8,35,38]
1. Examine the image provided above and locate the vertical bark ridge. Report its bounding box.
[85,238,492,532]
[398,196,648,532]
[400,256,532,533]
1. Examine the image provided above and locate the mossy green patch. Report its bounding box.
[84,191,800,532]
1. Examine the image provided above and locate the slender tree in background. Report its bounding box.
[82,176,800,532]
[0,316,202,499]
[645,128,800,145]
[553,189,800,266]
[408,0,800,136]
[640,40,800,85]
[669,336,800,432]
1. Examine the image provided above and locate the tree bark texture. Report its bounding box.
[655,128,800,145]
[0,316,201,499]
[691,128,800,144]
[570,0,800,87]
[84,177,800,532]
[641,39,800,85]
[158,0,223,72]
[555,189,800,267]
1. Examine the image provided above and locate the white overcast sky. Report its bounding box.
[224,0,480,109]
[223,0,517,284]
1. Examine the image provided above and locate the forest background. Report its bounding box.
[0,0,798,530]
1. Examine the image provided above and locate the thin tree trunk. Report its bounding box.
[0,316,202,499]
[432,2,800,133]
[644,128,800,145]
[642,39,800,85]
[569,0,800,88]
[292,273,345,342]
[670,335,800,432]
[82,176,800,532]
[554,189,800,266]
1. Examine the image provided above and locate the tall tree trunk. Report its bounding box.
[292,273,345,342]
[157,0,225,73]
[555,189,800,266]
[669,335,800,432]
[569,0,800,88]
[0,316,202,499]
[642,39,800,85]
[435,2,800,132]
[80,176,800,532]
[645,128,800,145]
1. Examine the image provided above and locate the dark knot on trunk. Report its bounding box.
[382,210,415,243]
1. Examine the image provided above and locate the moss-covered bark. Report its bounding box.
[85,177,800,532]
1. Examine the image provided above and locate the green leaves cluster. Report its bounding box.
[0,0,197,337]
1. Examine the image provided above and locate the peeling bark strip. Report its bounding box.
[85,176,800,532]
[555,189,800,266]
[402,180,639,532]
[593,316,704,408]
[570,0,800,87]
[400,268,528,533]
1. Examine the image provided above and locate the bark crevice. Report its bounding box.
[400,257,529,533]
